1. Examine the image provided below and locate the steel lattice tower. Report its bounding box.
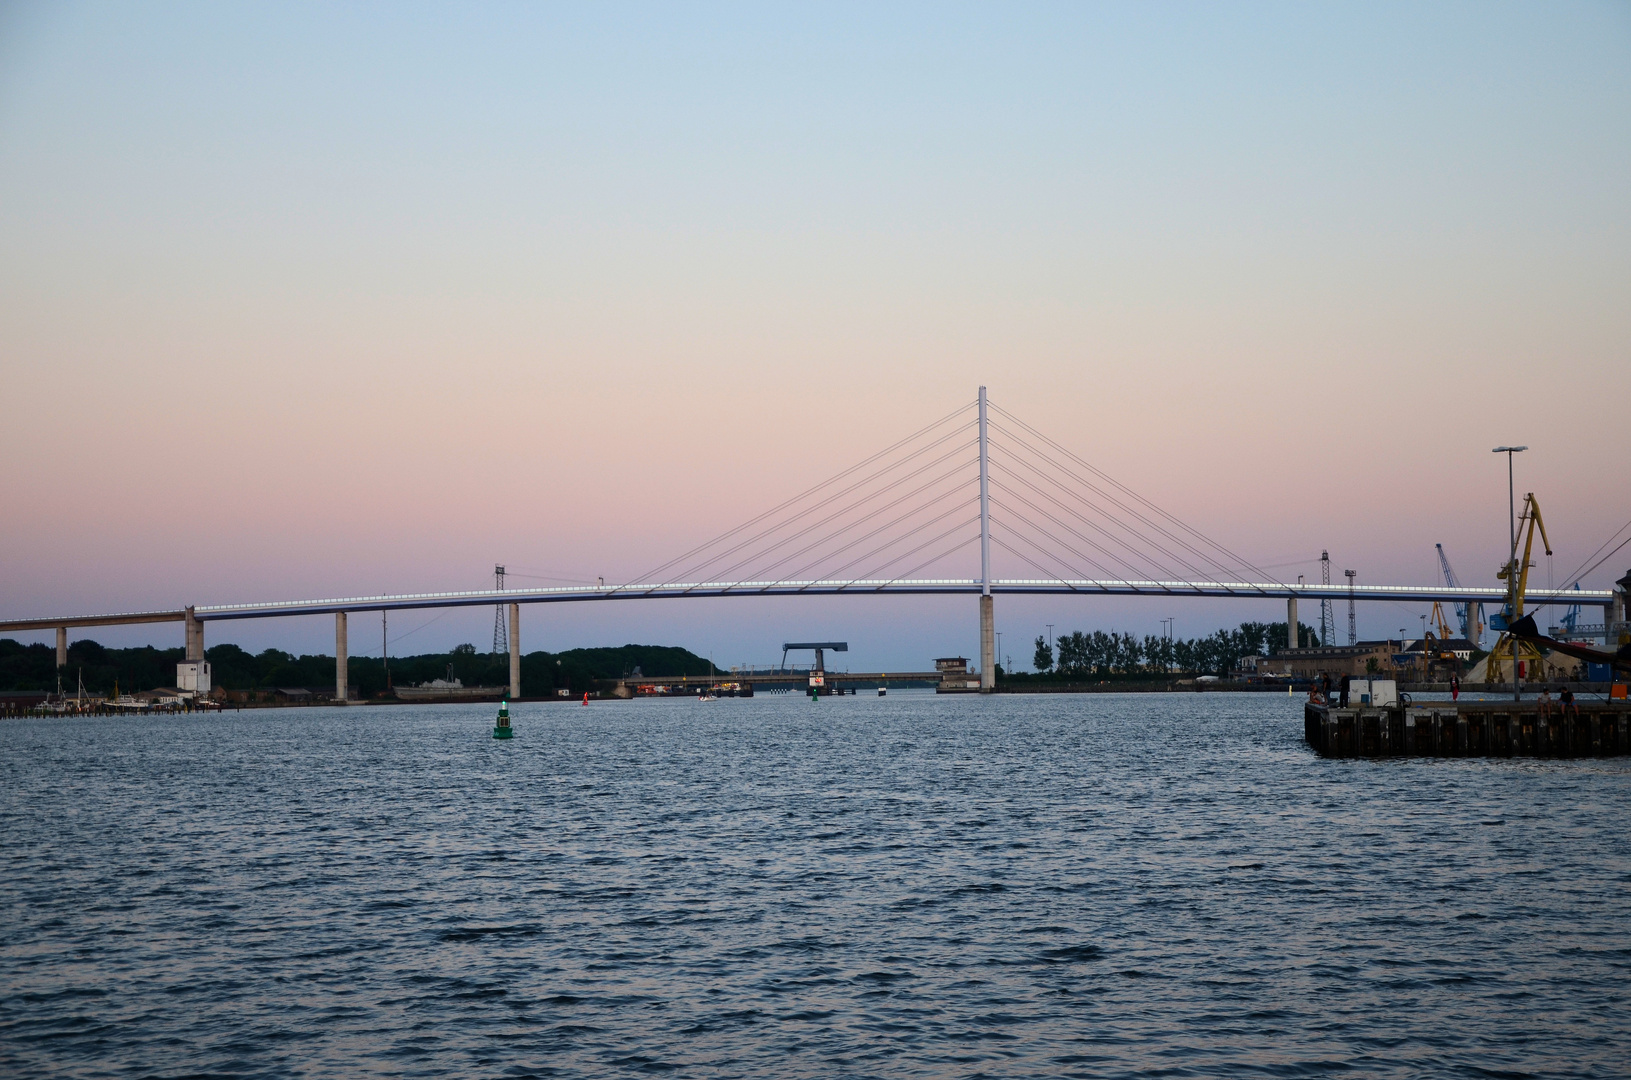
[1318,551,1334,647]
[1345,569,1357,645]
[492,565,507,654]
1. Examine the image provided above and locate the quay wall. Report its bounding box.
[1306,701,1631,759]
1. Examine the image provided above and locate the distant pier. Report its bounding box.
[1306,700,1631,758]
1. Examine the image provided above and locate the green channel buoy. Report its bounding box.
[493,700,513,739]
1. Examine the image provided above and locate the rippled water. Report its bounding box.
[4,692,1629,1078]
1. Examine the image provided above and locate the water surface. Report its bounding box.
[3,693,1628,1077]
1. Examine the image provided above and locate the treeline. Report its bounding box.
[1027,621,1321,679]
[0,638,716,696]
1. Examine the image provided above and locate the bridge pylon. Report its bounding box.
[979,385,994,691]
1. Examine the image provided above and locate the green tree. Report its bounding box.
[1033,635,1053,672]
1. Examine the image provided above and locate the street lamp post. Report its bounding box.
[1493,446,1527,702]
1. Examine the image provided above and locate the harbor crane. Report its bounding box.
[1417,601,1464,674]
[1486,493,1552,685]
[1554,582,1584,638]
[1435,543,1483,646]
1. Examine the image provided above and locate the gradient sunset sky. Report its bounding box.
[2,2,1628,670]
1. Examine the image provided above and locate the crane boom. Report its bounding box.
[1435,543,1483,644]
[1436,543,1462,588]
[1497,493,1552,621]
[1487,493,1556,685]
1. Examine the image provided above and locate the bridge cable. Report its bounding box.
[656,421,975,588]
[987,401,1282,587]
[806,491,980,587]
[652,422,977,589]
[988,422,1230,580]
[987,488,1128,582]
[988,421,1247,585]
[872,530,984,587]
[989,534,1090,588]
[618,398,976,592]
[763,479,981,589]
[824,514,981,588]
[988,492,1142,586]
[693,442,978,588]
[987,462,1202,586]
[1527,513,1631,606]
[989,490,1177,588]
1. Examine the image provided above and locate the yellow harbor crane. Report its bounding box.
[1486,492,1552,685]
[1413,601,1463,674]
[1428,601,1455,642]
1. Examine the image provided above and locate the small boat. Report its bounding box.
[877,686,887,696]
[493,700,513,739]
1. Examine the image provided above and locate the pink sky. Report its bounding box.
[2,3,1627,669]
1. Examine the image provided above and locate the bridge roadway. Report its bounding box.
[1,577,1613,635]
[6,577,1619,704]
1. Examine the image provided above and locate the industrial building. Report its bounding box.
[1254,642,1409,680]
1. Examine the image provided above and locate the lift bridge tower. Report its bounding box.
[492,565,507,654]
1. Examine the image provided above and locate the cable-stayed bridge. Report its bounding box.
[5,389,1620,698]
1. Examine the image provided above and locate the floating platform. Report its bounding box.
[1306,701,1631,759]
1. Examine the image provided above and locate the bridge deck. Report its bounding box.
[1,579,1610,632]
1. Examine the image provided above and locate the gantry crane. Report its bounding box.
[1486,493,1552,685]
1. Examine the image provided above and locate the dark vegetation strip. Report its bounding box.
[1020,620,1323,681]
[0,638,714,696]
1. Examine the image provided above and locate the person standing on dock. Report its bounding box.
[1450,675,1460,702]
[1339,674,1351,708]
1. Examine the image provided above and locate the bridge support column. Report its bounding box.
[1287,595,1299,650]
[980,594,995,692]
[56,627,67,668]
[508,603,521,700]
[184,607,203,662]
[335,612,348,703]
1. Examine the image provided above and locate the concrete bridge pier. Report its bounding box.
[1288,594,1299,649]
[335,612,348,703]
[980,595,995,691]
[184,607,203,662]
[508,603,521,700]
[56,626,67,668]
